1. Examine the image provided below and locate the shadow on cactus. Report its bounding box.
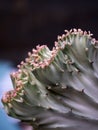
[2,29,98,130]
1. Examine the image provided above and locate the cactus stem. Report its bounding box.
[2,29,98,130]
[53,62,64,72]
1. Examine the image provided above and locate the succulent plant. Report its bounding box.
[2,29,98,130]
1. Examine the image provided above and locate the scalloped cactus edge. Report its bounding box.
[2,29,98,130]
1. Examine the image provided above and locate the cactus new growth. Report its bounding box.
[2,29,98,130]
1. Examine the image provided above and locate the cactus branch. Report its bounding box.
[2,29,98,130]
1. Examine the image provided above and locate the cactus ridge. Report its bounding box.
[2,29,98,130]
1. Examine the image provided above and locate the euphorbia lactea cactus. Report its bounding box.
[2,29,98,130]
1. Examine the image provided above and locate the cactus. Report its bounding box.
[2,29,98,130]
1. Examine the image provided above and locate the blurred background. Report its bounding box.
[1,0,98,65]
[0,0,98,130]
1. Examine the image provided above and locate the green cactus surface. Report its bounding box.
[2,29,98,130]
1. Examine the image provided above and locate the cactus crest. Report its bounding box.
[2,29,98,130]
